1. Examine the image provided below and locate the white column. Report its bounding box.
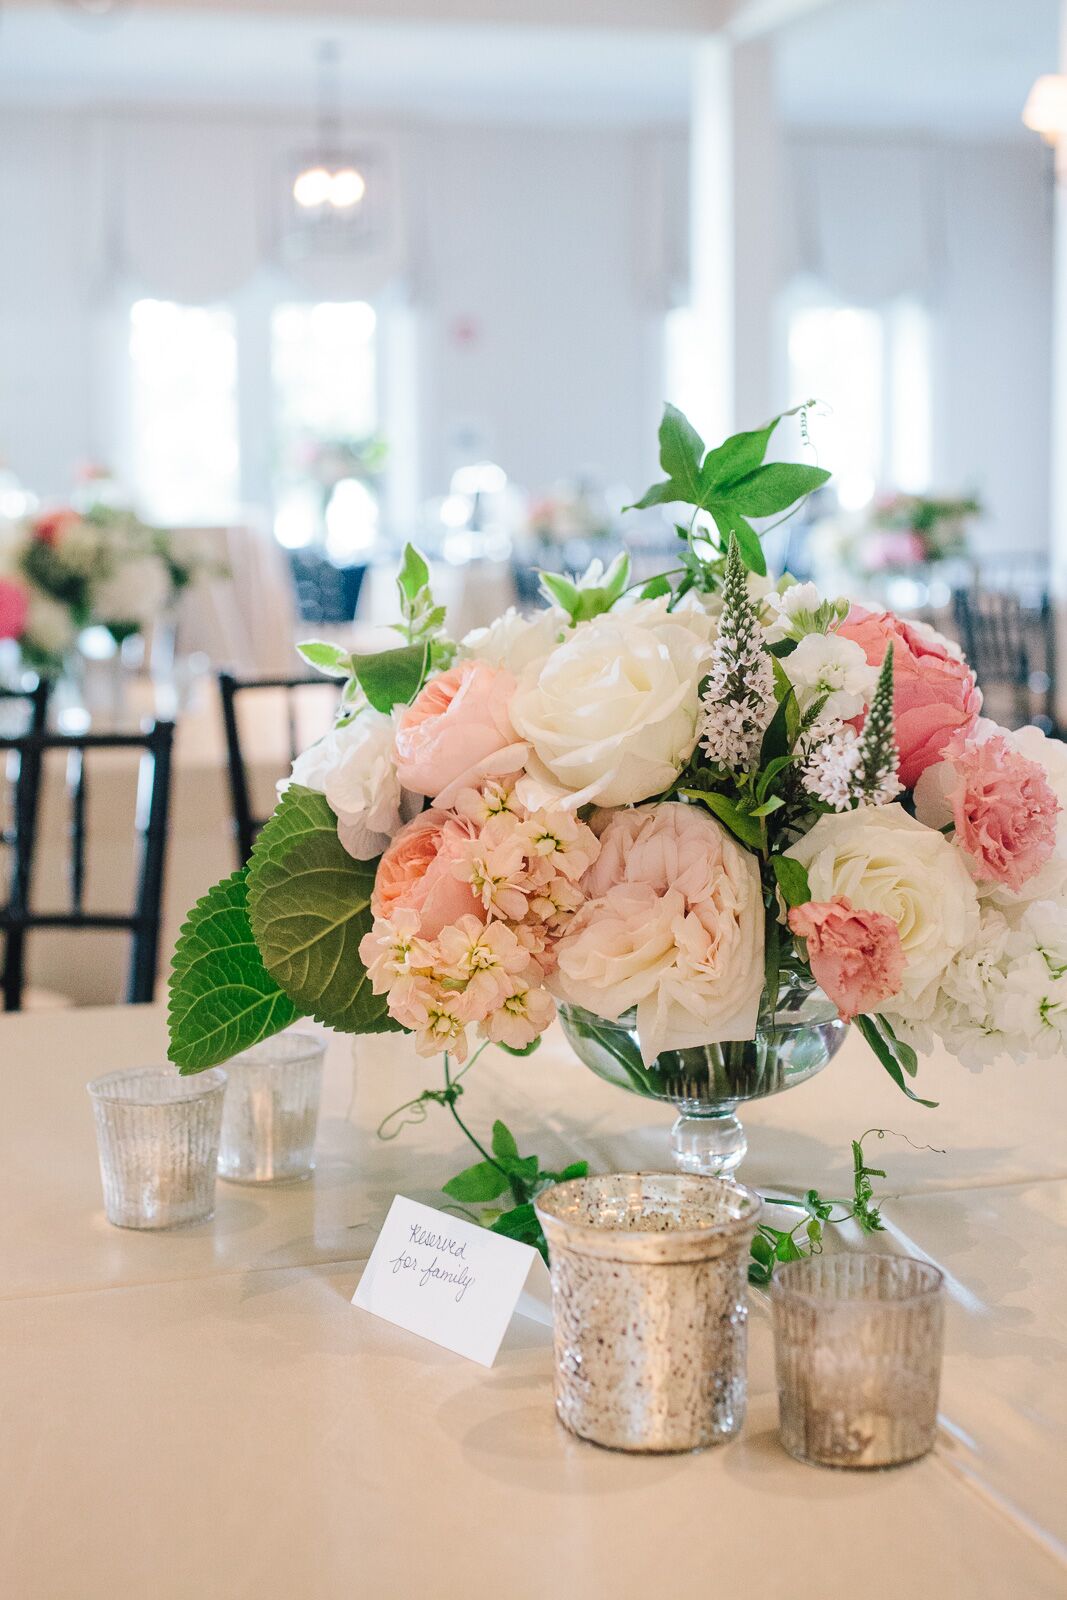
[689,34,781,443]
[1052,4,1067,597]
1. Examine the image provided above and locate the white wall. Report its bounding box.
[0,107,669,516]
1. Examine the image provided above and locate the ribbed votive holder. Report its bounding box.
[88,1067,227,1230]
[770,1252,945,1469]
[217,1032,326,1185]
[535,1172,762,1453]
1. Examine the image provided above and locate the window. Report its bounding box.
[271,301,381,561]
[128,300,240,523]
[786,295,932,509]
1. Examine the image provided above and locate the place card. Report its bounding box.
[352,1195,546,1366]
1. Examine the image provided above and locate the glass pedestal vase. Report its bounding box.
[558,973,848,1177]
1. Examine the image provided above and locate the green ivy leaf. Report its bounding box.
[639,574,672,600]
[491,1120,519,1161]
[167,869,300,1074]
[396,542,430,603]
[855,1015,938,1107]
[442,1160,511,1203]
[701,419,779,492]
[488,1202,546,1258]
[709,505,766,576]
[246,786,398,1034]
[351,643,428,712]
[296,639,352,678]
[625,403,706,510]
[772,856,811,909]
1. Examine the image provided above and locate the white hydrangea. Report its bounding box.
[282,707,416,860]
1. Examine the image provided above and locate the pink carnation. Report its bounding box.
[836,606,981,788]
[944,733,1059,892]
[394,660,524,803]
[788,896,905,1023]
[371,810,483,938]
[0,577,29,641]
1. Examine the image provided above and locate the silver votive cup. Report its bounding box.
[217,1032,326,1185]
[88,1067,227,1230]
[770,1252,945,1469]
[535,1172,762,1453]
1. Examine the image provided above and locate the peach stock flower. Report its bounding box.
[788,896,905,1022]
[371,810,483,938]
[394,660,525,803]
[836,605,981,788]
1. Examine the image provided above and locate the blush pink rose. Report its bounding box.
[372,810,483,938]
[394,660,523,803]
[0,577,29,641]
[943,732,1059,892]
[788,895,905,1023]
[836,605,981,788]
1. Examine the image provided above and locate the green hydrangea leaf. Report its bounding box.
[246,786,399,1035]
[351,643,428,712]
[168,868,300,1074]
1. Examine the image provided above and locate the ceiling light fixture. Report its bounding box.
[292,42,366,212]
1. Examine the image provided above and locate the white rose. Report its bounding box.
[509,597,714,807]
[786,804,979,1022]
[24,591,75,658]
[460,606,566,674]
[283,708,417,860]
[93,554,171,626]
[785,632,878,722]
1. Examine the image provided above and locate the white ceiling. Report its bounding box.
[0,0,1058,133]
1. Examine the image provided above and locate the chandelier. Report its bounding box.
[292,42,366,213]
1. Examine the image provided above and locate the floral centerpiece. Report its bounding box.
[0,504,210,673]
[168,403,1067,1248]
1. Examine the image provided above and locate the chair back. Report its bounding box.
[0,719,174,1010]
[218,671,339,866]
[952,587,1055,731]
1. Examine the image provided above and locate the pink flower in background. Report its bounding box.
[836,605,981,788]
[788,896,905,1022]
[0,577,28,641]
[943,733,1059,892]
[32,509,80,547]
[394,660,524,802]
[371,810,483,938]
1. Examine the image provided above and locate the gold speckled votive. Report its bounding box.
[534,1172,762,1453]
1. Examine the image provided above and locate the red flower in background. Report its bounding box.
[0,577,29,641]
[32,509,80,546]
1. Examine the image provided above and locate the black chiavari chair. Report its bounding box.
[953,587,1056,733]
[218,671,340,866]
[0,720,174,1010]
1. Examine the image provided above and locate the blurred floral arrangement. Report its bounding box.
[812,492,981,583]
[0,502,213,673]
[296,434,388,492]
[525,482,615,546]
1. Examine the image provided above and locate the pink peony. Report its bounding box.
[394,660,524,803]
[371,810,483,938]
[836,605,981,788]
[0,577,29,641]
[943,732,1059,892]
[788,896,905,1023]
[553,802,764,1060]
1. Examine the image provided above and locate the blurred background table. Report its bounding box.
[1,1005,1064,1599]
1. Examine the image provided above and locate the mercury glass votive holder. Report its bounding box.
[534,1172,762,1453]
[217,1032,326,1185]
[88,1067,227,1230]
[770,1252,945,1469]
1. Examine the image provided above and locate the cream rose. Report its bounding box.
[460,606,566,675]
[552,802,764,1060]
[509,598,714,808]
[786,804,979,1022]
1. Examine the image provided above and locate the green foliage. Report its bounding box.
[167,869,300,1073]
[537,551,631,624]
[748,1129,896,1286]
[855,1013,938,1107]
[625,402,830,588]
[393,540,454,671]
[678,788,764,849]
[350,642,429,712]
[772,855,811,909]
[296,639,352,679]
[442,1112,589,1262]
[246,785,398,1035]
